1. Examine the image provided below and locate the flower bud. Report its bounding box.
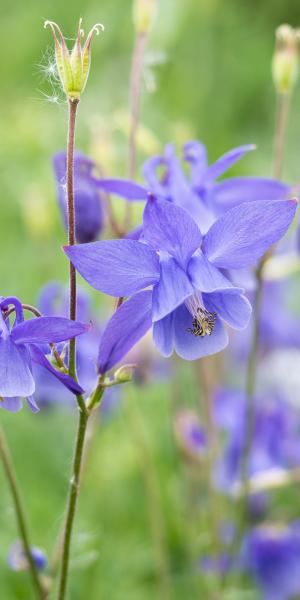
[272,24,299,94]
[133,0,156,34]
[44,19,104,101]
[114,364,136,383]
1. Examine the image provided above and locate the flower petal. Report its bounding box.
[203,291,252,330]
[188,251,239,292]
[212,177,291,210]
[98,291,153,374]
[12,317,89,345]
[93,178,148,200]
[205,144,256,181]
[153,313,175,357]
[64,240,160,296]
[173,304,228,360]
[0,397,23,413]
[29,345,84,395]
[0,337,34,397]
[27,395,40,413]
[203,199,297,269]
[143,195,202,267]
[152,257,194,321]
[183,140,208,185]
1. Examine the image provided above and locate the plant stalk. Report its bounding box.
[0,426,47,599]
[124,31,147,231]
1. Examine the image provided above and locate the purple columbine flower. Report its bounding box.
[143,141,293,233]
[53,151,105,243]
[242,524,300,600]
[64,194,296,372]
[0,296,89,413]
[91,142,292,235]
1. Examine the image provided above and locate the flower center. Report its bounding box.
[185,293,217,337]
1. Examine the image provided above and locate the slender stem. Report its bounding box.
[0,426,47,599]
[239,272,263,504]
[66,99,79,382]
[124,31,147,232]
[125,388,171,599]
[56,409,88,600]
[273,92,290,179]
[194,359,220,552]
[234,88,291,548]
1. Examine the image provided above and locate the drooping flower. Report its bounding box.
[242,523,300,600]
[32,283,100,406]
[0,296,89,413]
[53,152,105,243]
[64,194,296,372]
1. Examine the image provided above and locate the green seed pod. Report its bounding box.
[44,19,104,101]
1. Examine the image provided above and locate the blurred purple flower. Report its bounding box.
[214,388,300,492]
[64,194,296,371]
[0,296,88,413]
[242,524,300,600]
[173,410,207,461]
[53,151,105,243]
[143,141,292,233]
[8,540,47,572]
[231,280,300,363]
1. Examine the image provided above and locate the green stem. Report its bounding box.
[273,92,290,179]
[66,99,79,384]
[234,87,291,549]
[125,388,171,599]
[124,31,147,232]
[56,409,88,600]
[239,272,263,507]
[0,426,47,599]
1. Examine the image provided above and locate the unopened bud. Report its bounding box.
[272,24,299,94]
[114,364,136,383]
[44,19,104,101]
[133,0,156,34]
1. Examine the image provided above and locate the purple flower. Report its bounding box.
[213,388,300,492]
[64,194,296,372]
[8,541,47,572]
[242,524,300,600]
[0,296,88,412]
[173,410,207,461]
[143,141,292,233]
[231,280,300,362]
[53,151,105,243]
[33,283,99,404]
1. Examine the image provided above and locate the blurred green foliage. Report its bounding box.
[1,0,300,597]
